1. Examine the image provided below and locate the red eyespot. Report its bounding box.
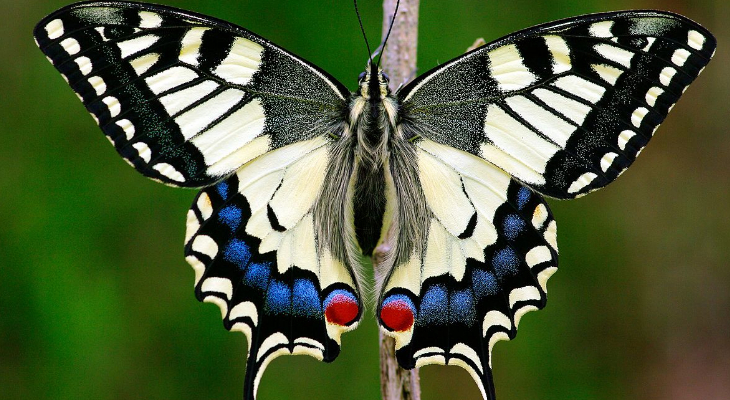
[379,296,415,332]
[324,291,359,326]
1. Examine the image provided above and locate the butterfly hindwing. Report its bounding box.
[378,139,558,399]
[398,11,715,199]
[185,136,362,399]
[34,2,349,188]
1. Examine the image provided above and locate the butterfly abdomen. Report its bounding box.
[349,96,390,255]
[352,162,387,256]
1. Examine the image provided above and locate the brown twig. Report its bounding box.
[380,0,419,90]
[376,1,421,399]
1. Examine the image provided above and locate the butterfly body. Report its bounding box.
[35,2,715,399]
[349,64,397,256]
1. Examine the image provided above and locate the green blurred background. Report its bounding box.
[2,0,728,399]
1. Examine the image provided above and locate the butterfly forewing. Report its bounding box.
[398,11,715,199]
[34,2,349,188]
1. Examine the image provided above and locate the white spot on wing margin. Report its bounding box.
[45,19,64,39]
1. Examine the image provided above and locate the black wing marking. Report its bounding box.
[34,1,349,187]
[398,11,715,198]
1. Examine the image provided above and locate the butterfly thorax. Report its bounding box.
[349,64,398,255]
[350,64,396,167]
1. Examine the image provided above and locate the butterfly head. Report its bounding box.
[358,62,390,101]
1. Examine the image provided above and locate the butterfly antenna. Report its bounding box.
[376,0,400,68]
[354,0,374,65]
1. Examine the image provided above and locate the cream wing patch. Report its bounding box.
[232,137,330,273]
[483,103,560,185]
[487,44,536,91]
[416,140,511,283]
[189,98,267,174]
[213,37,264,86]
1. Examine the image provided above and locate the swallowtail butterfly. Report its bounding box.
[34,1,715,399]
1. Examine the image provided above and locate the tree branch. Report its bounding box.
[381,0,419,91]
[376,1,421,400]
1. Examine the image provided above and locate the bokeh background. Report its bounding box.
[1,0,728,399]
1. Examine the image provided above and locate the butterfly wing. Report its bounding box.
[34,1,350,188]
[380,11,715,399]
[379,139,557,399]
[397,11,716,199]
[186,135,362,399]
[35,3,362,399]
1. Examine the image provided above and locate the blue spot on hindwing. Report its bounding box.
[516,187,531,210]
[218,205,242,232]
[419,285,448,326]
[323,289,358,308]
[243,262,271,291]
[265,280,291,315]
[492,247,520,277]
[472,269,500,298]
[216,182,229,199]
[224,239,251,266]
[419,285,477,326]
[503,214,526,241]
[449,289,476,325]
[292,279,321,317]
[382,294,416,311]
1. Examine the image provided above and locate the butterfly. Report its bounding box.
[34,1,715,399]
